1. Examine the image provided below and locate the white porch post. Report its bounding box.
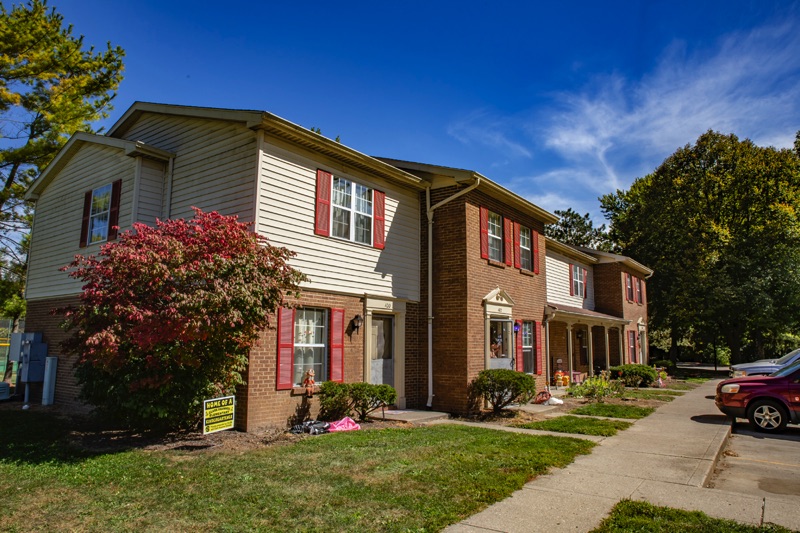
[619,328,626,364]
[587,326,594,376]
[567,324,574,377]
[604,326,610,371]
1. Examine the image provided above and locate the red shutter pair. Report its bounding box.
[79,179,122,248]
[276,307,345,390]
[315,169,385,249]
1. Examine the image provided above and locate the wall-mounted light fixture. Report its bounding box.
[513,322,521,334]
[351,314,364,334]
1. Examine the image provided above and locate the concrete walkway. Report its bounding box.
[441,380,799,532]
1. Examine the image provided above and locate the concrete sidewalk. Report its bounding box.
[443,380,800,532]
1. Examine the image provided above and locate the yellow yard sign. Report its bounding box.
[203,396,235,434]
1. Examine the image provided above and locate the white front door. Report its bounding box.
[370,314,394,385]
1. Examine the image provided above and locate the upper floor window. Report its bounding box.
[315,169,385,249]
[487,211,503,262]
[626,273,634,301]
[571,264,586,298]
[80,180,121,248]
[519,226,532,271]
[635,277,643,304]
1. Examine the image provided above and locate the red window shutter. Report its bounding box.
[634,332,639,363]
[479,207,489,259]
[276,307,295,390]
[583,268,588,300]
[513,222,521,268]
[569,264,574,296]
[533,230,540,274]
[79,190,92,248]
[373,190,385,250]
[108,179,122,241]
[641,280,646,305]
[535,321,543,375]
[504,217,513,266]
[329,308,345,383]
[315,169,332,236]
[515,320,523,372]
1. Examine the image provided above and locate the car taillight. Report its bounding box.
[720,384,740,394]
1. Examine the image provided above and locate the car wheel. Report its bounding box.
[747,400,789,432]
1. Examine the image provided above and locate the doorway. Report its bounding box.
[370,314,394,385]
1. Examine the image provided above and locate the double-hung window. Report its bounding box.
[625,273,634,301]
[519,226,532,271]
[80,180,121,248]
[332,176,373,245]
[571,264,586,298]
[315,170,385,249]
[628,330,638,363]
[487,211,503,262]
[293,308,327,386]
[635,277,643,304]
[276,306,345,390]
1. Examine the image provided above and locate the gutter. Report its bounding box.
[425,177,481,407]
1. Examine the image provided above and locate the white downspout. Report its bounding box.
[426,178,481,407]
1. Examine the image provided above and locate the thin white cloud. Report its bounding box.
[446,109,533,159]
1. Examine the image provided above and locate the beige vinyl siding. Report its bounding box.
[119,114,258,222]
[135,158,166,225]
[26,144,135,300]
[257,141,420,301]
[545,251,594,309]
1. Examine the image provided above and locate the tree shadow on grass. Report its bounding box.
[0,408,173,465]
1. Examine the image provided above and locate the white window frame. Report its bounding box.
[626,274,634,301]
[293,308,328,386]
[635,277,643,304]
[331,176,373,245]
[88,183,113,244]
[572,265,585,298]
[519,226,532,271]
[488,211,503,262]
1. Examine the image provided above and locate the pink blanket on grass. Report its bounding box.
[328,416,361,432]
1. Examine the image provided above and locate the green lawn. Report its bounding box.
[592,500,793,532]
[622,389,685,402]
[571,403,655,419]
[0,410,595,532]
[663,381,695,391]
[514,415,632,436]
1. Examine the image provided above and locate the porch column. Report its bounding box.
[604,326,610,371]
[566,324,574,377]
[545,320,551,389]
[619,328,625,364]
[587,326,594,376]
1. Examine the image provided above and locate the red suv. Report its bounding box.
[715,359,800,432]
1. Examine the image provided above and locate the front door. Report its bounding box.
[370,314,394,385]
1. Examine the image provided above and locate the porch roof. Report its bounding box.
[545,303,630,327]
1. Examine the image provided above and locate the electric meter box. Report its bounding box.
[9,332,47,382]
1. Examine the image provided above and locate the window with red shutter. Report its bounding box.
[513,222,521,268]
[635,277,642,304]
[504,217,513,266]
[80,180,121,246]
[533,230,540,274]
[569,264,575,296]
[480,207,489,259]
[625,273,634,302]
[315,169,332,236]
[373,190,385,250]
[276,307,295,390]
[583,268,588,300]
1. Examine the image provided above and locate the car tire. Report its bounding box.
[747,399,789,432]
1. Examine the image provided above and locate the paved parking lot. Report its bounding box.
[707,422,800,499]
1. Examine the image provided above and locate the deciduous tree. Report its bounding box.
[601,131,800,364]
[545,208,613,250]
[60,209,307,428]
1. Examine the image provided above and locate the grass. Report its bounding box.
[571,403,655,419]
[592,499,793,532]
[0,410,595,532]
[514,415,632,436]
[621,389,685,402]
[663,381,695,391]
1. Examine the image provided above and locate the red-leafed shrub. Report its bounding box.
[60,208,306,429]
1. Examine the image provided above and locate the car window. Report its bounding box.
[770,359,800,377]
[775,348,800,365]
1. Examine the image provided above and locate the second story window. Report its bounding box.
[488,211,503,262]
[571,264,586,298]
[315,169,385,249]
[80,179,121,248]
[635,277,643,304]
[519,226,532,271]
[332,177,373,245]
[626,273,634,301]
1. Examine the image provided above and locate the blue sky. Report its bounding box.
[55,0,800,223]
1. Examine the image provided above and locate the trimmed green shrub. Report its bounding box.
[317,381,352,421]
[610,364,658,388]
[471,369,537,413]
[568,373,624,402]
[651,359,676,375]
[349,382,397,421]
[317,382,397,422]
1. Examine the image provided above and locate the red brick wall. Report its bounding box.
[24,296,86,411]
[415,187,549,415]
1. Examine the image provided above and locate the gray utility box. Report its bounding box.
[9,332,47,383]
